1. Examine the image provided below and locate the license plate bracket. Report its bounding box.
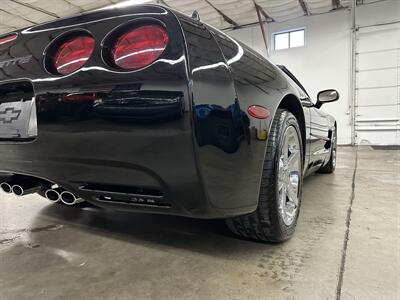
[0,81,37,140]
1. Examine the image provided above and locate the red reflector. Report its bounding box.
[63,93,97,101]
[111,24,169,70]
[53,36,95,75]
[0,33,17,46]
[247,105,270,119]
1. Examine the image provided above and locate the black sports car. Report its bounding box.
[0,4,338,242]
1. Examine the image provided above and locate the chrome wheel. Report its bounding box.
[332,148,337,168]
[332,132,337,168]
[278,126,301,226]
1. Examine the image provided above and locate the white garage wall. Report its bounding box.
[354,1,400,145]
[226,0,400,145]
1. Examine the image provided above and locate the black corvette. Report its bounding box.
[0,4,338,242]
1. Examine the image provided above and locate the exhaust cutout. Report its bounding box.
[60,191,84,206]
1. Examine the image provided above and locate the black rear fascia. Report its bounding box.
[0,5,216,218]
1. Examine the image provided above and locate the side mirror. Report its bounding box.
[316,89,339,108]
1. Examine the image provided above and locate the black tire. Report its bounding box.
[225,109,303,243]
[318,127,337,174]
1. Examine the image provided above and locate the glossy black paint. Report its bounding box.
[0,4,336,218]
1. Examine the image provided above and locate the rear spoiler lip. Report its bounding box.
[18,4,171,35]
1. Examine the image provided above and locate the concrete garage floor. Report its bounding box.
[0,146,399,300]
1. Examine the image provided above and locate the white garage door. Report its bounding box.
[355,22,400,145]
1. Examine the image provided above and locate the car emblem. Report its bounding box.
[0,107,22,124]
[0,55,32,69]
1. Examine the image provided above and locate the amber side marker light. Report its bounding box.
[247,105,270,119]
[0,34,18,46]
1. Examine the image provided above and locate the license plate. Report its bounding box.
[0,98,37,139]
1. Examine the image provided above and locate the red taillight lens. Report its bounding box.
[111,24,169,70]
[0,33,17,46]
[53,36,95,75]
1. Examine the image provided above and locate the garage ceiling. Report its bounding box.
[0,0,386,34]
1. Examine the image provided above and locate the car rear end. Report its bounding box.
[0,5,228,217]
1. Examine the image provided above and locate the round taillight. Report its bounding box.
[247,105,270,119]
[111,24,169,70]
[52,35,95,75]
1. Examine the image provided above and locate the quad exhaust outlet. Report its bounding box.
[1,176,45,196]
[1,176,84,206]
[45,188,84,206]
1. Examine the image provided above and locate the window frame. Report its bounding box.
[273,28,305,50]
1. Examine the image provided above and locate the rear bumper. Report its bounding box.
[0,85,256,218]
[0,116,254,218]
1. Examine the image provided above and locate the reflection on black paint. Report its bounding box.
[37,90,184,124]
[94,91,184,122]
[211,29,277,86]
[194,100,249,153]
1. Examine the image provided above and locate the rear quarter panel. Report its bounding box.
[177,15,302,213]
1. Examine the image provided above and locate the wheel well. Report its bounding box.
[278,94,306,164]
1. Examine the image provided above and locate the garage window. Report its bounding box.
[274,29,305,50]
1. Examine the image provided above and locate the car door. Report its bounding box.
[300,96,312,174]
[308,103,330,167]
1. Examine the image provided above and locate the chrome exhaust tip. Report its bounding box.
[11,184,24,196]
[0,182,12,194]
[45,188,63,203]
[60,191,84,206]
[11,182,44,197]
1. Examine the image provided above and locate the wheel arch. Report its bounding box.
[276,94,306,165]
